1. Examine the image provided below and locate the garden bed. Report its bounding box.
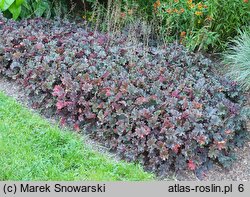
[0,14,249,179]
[0,77,249,181]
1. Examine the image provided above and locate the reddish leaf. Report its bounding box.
[196,135,206,145]
[75,51,84,58]
[180,112,189,120]
[14,43,25,49]
[97,102,104,109]
[78,114,84,122]
[56,101,65,110]
[27,36,37,42]
[105,89,112,97]
[159,75,166,82]
[42,37,49,43]
[193,101,203,109]
[182,97,188,110]
[136,125,151,138]
[104,110,110,117]
[150,95,157,100]
[100,88,111,97]
[52,85,64,98]
[93,78,102,86]
[225,130,232,135]
[60,117,66,126]
[157,141,165,148]
[140,108,151,119]
[81,82,93,92]
[102,71,110,79]
[56,47,65,54]
[120,83,128,93]
[188,160,196,171]
[65,101,73,106]
[138,69,146,75]
[120,48,127,56]
[135,97,148,105]
[73,123,80,132]
[215,141,226,150]
[115,92,123,101]
[112,103,121,111]
[34,43,44,50]
[172,144,180,154]
[89,53,97,59]
[118,100,126,106]
[160,147,169,161]
[97,36,105,45]
[163,118,173,128]
[85,112,96,119]
[171,90,180,98]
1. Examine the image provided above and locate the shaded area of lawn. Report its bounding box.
[0,92,154,181]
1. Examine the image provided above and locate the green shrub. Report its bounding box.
[0,0,72,19]
[153,0,250,52]
[224,29,250,92]
[0,0,24,19]
[83,0,250,52]
[209,0,250,51]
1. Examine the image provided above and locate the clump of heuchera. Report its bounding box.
[0,13,249,178]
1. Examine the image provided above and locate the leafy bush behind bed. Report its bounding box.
[150,0,250,51]
[84,0,250,52]
[0,0,71,19]
[0,14,249,177]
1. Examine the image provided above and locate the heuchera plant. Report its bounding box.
[0,13,249,178]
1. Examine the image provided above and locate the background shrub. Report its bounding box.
[0,14,249,177]
[72,0,250,52]
[0,0,25,19]
[223,29,250,92]
[152,0,250,52]
[0,0,77,19]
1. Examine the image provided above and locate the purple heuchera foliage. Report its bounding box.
[0,13,248,177]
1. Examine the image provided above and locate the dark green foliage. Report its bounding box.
[0,14,248,178]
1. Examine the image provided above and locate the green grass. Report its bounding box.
[0,92,154,181]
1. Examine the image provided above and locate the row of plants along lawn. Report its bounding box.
[0,13,249,178]
[0,92,154,180]
[1,0,249,52]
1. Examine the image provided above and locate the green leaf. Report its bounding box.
[22,0,31,10]
[0,0,3,10]
[15,0,24,7]
[34,1,49,17]
[0,0,15,11]
[8,2,21,20]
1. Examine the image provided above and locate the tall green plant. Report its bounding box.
[0,0,24,19]
[20,0,51,18]
[0,0,71,19]
[224,29,250,92]
[209,0,250,51]
[153,0,250,52]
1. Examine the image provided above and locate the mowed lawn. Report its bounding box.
[0,92,154,181]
